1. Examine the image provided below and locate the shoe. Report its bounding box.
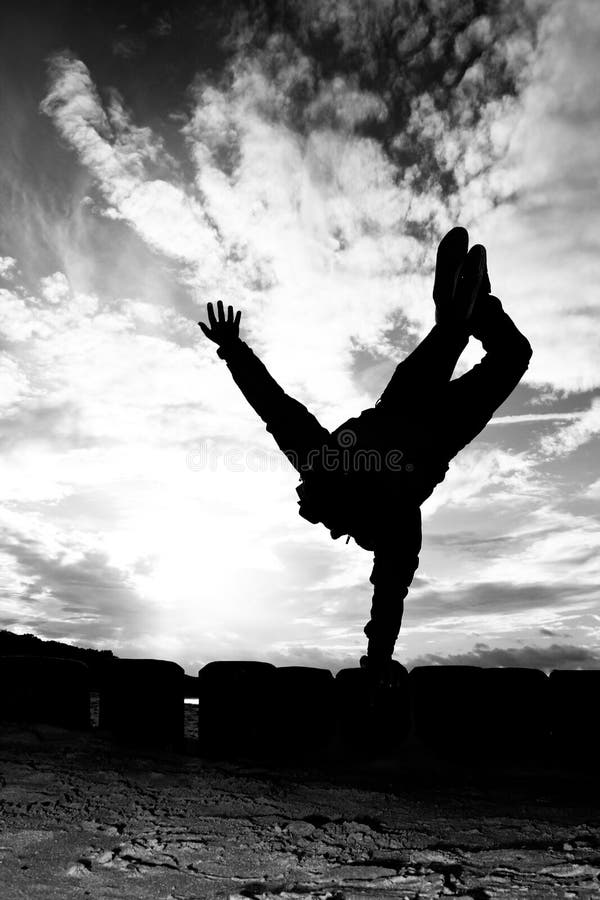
[434,229,490,328]
[433,226,468,327]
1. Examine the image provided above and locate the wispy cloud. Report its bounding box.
[40,57,223,281]
[538,397,600,457]
[489,412,580,425]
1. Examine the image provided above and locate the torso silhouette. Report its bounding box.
[297,404,449,551]
[215,336,438,550]
[216,289,532,555]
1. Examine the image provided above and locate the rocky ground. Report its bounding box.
[1,707,600,899]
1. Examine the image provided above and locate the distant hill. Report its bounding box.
[0,630,116,687]
[0,631,199,695]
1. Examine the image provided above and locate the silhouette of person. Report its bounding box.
[199,228,532,686]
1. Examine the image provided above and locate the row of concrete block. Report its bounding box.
[0,656,597,759]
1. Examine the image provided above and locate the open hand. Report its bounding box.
[198,300,242,346]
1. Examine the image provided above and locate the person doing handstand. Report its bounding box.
[199,228,532,685]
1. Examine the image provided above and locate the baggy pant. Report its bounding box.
[216,294,532,659]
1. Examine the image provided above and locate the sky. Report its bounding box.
[0,0,599,675]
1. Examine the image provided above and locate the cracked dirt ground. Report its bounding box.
[1,720,600,899]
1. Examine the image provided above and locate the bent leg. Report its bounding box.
[364,507,422,659]
[377,229,491,415]
[376,323,469,414]
[438,296,532,460]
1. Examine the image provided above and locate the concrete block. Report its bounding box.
[0,655,90,729]
[549,669,600,762]
[197,660,276,757]
[271,666,335,758]
[481,667,550,756]
[335,663,411,756]
[409,665,485,752]
[100,658,184,746]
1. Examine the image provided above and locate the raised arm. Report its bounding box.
[198,300,291,423]
[198,301,330,472]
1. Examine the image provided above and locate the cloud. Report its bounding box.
[0,274,234,453]
[0,265,365,665]
[0,257,17,279]
[471,0,600,393]
[0,524,152,648]
[538,397,600,458]
[407,578,596,630]
[424,498,600,601]
[489,411,580,425]
[243,0,543,220]
[407,640,600,672]
[585,477,600,500]
[40,1,545,412]
[40,56,223,283]
[421,445,537,516]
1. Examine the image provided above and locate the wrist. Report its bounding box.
[216,336,243,359]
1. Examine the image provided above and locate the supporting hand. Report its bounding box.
[198,300,242,346]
